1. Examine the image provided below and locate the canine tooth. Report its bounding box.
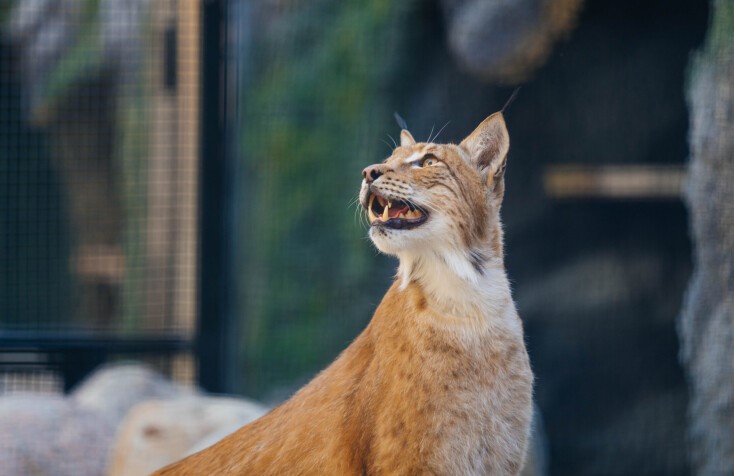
[368,195,381,223]
[382,202,389,221]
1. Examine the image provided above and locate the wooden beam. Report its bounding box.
[543,165,686,200]
[145,1,200,338]
[174,0,201,338]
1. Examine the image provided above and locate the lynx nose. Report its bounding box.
[362,164,384,183]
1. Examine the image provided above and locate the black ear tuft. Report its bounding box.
[501,88,521,115]
[394,112,409,131]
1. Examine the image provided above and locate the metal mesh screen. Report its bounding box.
[0,0,200,389]
[0,0,722,475]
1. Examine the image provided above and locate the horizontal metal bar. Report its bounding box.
[544,165,686,200]
[0,331,193,353]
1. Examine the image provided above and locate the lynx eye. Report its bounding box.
[419,155,439,167]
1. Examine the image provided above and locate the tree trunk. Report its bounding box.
[51,74,122,328]
[679,2,734,473]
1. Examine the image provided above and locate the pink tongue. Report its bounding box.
[388,206,409,219]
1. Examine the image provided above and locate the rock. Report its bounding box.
[0,394,115,476]
[71,362,193,427]
[679,5,734,471]
[108,396,268,476]
[0,363,196,475]
[439,0,584,83]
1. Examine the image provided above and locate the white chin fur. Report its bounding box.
[368,216,444,256]
[369,215,513,321]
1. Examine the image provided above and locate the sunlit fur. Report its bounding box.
[152,112,533,476]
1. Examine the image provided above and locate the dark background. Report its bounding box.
[0,0,712,474]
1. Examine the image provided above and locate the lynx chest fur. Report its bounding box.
[154,111,533,475]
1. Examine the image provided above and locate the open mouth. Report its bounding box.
[367,192,428,230]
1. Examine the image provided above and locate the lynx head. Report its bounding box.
[359,113,510,283]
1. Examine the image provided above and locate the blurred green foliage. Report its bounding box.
[39,0,104,114]
[237,0,413,398]
[706,0,733,54]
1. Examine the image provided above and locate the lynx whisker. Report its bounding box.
[387,134,398,149]
[349,194,370,228]
[348,194,360,207]
[404,198,425,216]
[431,121,450,143]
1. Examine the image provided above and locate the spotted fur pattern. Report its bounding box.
[153,112,533,475]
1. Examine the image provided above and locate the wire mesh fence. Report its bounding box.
[0,0,721,474]
[0,0,200,391]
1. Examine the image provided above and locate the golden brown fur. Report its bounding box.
[154,112,533,475]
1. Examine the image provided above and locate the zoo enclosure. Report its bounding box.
[0,1,718,474]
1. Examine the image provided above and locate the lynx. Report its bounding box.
[154,111,533,475]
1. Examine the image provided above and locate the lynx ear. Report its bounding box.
[400,129,416,147]
[460,112,509,190]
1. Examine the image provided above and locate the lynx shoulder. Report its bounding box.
[154,112,533,476]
